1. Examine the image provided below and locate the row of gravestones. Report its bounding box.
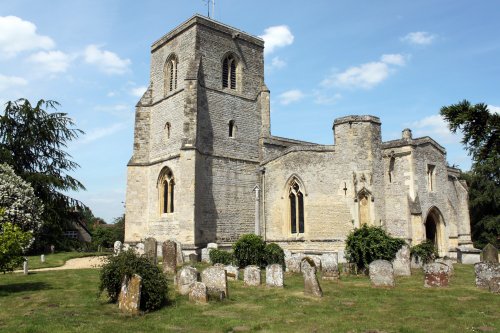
[474,244,499,293]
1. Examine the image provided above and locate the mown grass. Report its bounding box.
[19,252,106,270]
[0,264,498,333]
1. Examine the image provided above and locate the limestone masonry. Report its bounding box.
[125,15,474,260]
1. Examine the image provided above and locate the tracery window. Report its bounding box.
[289,180,304,234]
[158,168,175,214]
[222,54,237,89]
[164,54,178,94]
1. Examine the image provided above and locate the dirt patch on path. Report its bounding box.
[15,256,107,273]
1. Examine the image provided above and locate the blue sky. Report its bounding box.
[1,1,499,222]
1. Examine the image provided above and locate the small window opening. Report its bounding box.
[388,157,395,183]
[229,120,236,138]
[427,164,436,191]
[222,54,237,90]
[165,122,171,139]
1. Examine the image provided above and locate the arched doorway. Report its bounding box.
[424,207,447,257]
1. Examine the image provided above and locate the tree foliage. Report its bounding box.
[0,99,85,250]
[232,234,267,268]
[91,215,125,249]
[440,100,499,248]
[410,240,438,264]
[0,220,33,273]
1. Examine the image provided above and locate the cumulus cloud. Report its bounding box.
[314,92,342,105]
[278,89,304,105]
[0,16,55,58]
[84,45,131,74]
[270,56,286,69]
[321,53,407,90]
[27,51,71,73]
[409,114,460,144]
[130,86,147,97]
[0,74,28,91]
[488,105,500,115]
[80,122,126,144]
[259,25,294,55]
[401,31,436,46]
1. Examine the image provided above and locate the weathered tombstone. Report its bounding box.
[266,264,284,287]
[285,256,301,273]
[189,253,198,263]
[201,267,228,300]
[321,253,339,280]
[369,260,395,287]
[122,243,130,252]
[392,245,411,276]
[135,242,145,256]
[225,265,239,281]
[410,254,423,269]
[177,266,198,295]
[189,282,208,304]
[481,244,499,263]
[423,262,450,287]
[144,238,157,264]
[244,265,261,286]
[207,243,218,250]
[435,258,454,276]
[23,260,28,275]
[489,277,500,293]
[114,241,122,256]
[301,258,322,297]
[162,240,177,274]
[170,239,184,266]
[118,274,142,314]
[40,254,45,263]
[201,248,211,263]
[50,245,55,254]
[308,255,322,270]
[283,249,292,259]
[343,263,358,275]
[474,262,500,292]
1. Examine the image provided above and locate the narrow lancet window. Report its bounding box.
[164,54,178,94]
[222,54,237,89]
[158,168,175,214]
[289,180,305,234]
[229,120,236,138]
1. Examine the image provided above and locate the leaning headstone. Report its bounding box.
[321,253,339,280]
[244,265,261,286]
[135,242,145,256]
[40,254,45,263]
[423,262,450,287]
[23,260,28,275]
[474,262,500,292]
[225,265,239,281]
[392,245,411,276]
[266,264,284,287]
[435,258,454,276]
[162,240,177,274]
[481,244,499,263]
[189,282,208,304]
[189,253,198,263]
[114,241,122,256]
[301,258,322,297]
[144,238,157,264]
[308,255,322,270]
[285,256,301,273]
[201,267,228,300]
[369,260,395,287]
[118,274,142,314]
[177,266,199,295]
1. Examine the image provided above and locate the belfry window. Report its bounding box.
[158,168,175,214]
[222,54,237,89]
[289,180,304,234]
[164,54,178,94]
[427,164,436,191]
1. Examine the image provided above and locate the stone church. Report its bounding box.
[125,15,473,260]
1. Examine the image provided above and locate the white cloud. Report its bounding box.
[0,16,55,58]
[271,56,286,69]
[80,123,126,144]
[0,74,28,91]
[83,45,131,74]
[130,86,147,97]
[27,51,71,73]
[321,53,407,89]
[278,89,304,105]
[314,92,342,105]
[259,25,294,55]
[401,31,436,46]
[409,114,460,144]
[487,105,500,115]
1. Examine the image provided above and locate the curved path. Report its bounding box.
[17,256,107,273]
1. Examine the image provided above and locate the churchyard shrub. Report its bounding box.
[233,234,266,267]
[209,249,235,265]
[410,240,438,264]
[99,250,168,311]
[0,220,33,273]
[345,225,406,270]
[264,243,285,267]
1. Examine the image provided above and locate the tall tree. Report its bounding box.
[0,99,85,250]
[440,100,499,248]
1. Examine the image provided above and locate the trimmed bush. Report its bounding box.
[410,240,438,264]
[209,249,234,265]
[232,234,266,268]
[264,243,285,267]
[345,225,406,270]
[99,250,168,312]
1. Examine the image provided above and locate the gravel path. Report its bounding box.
[16,256,108,273]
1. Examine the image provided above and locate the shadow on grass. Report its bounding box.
[0,282,51,296]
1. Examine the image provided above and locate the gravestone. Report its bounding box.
[321,253,339,280]
[301,258,323,297]
[283,250,292,259]
[207,243,218,250]
[435,258,454,276]
[201,267,228,300]
[162,240,177,274]
[343,263,358,275]
[114,241,122,256]
[266,264,284,287]
[135,242,145,256]
[225,265,239,281]
[301,257,317,273]
[170,239,184,266]
[40,254,45,263]
[489,277,500,293]
[23,260,28,275]
[410,255,423,269]
[308,255,322,270]
[189,282,208,304]
[244,265,261,286]
[481,244,499,263]
[369,260,395,287]
[118,274,142,314]
[285,256,301,273]
[50,245,55,254]
[189,253,198,263]
[177,266,198,295]
[201,248,211,263]
[392,245,411,276]
[144,238,157,264]
[423,262,450,287]
[122,243,130,252]
[474,262,500,292]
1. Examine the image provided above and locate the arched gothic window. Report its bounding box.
[228,120,236,138]
[158,168,175,214]
[222,54,237,89]
[164,54,178,94]
[289,180,304,234]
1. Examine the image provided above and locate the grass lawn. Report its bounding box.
[20,252,107,270]
[0,264,498,333]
